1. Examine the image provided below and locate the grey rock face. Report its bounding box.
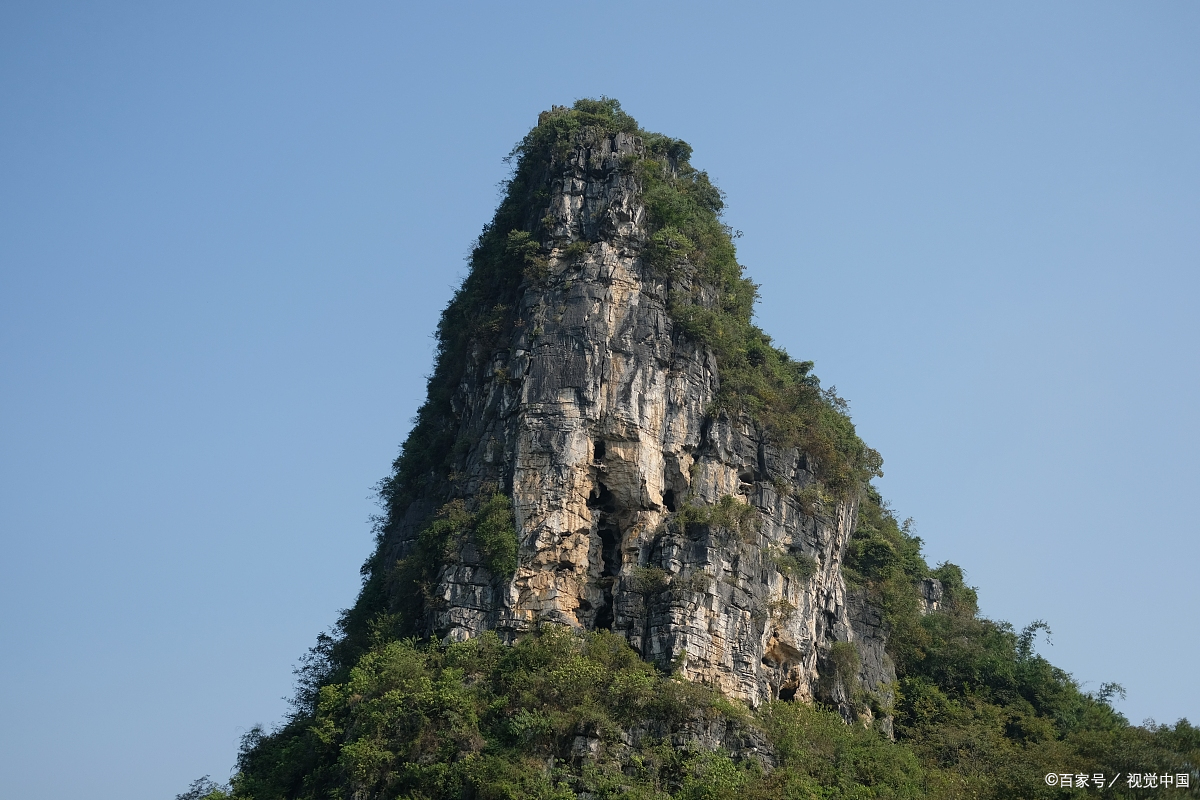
[919,577,944,615]
[383,127,892,716]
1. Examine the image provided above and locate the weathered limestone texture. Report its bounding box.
[382,127,891,716]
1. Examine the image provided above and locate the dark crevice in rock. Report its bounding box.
[593,482,622,631]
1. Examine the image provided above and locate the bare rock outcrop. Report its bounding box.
[379,124,893,718]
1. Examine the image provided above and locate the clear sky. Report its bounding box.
[1,3,1197,798]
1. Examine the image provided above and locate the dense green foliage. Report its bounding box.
[842,488,1200,798]
[224,628,761,800]
[196,101,1199,799]
[202,624,1196,800]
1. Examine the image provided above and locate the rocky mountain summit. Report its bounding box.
[211,100,1198,800]
[362,102,908,726]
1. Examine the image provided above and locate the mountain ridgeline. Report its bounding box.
[200,100,1198,800]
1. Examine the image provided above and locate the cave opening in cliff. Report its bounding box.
[588,482,621,630]
[663,488,677,512]
[594,521,620,630]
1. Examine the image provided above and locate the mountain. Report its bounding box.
[191,99,1198,800]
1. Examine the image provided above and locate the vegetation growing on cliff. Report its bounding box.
[196,102,1200,799]
[379,97,877,536]
[200,622,1197,800]
[344,97,880,664]
[526,100,881,496]
[382,492,519,624]
[229,628,761,800]
[629,111,882,498]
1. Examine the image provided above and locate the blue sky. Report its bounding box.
[1,3,1197,798]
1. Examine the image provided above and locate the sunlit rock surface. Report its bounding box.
[379,127,893,720]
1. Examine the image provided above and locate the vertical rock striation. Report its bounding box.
[372,106,893,721]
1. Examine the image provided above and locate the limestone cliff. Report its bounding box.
[369,102,894,723]
[206,102,1199,800]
